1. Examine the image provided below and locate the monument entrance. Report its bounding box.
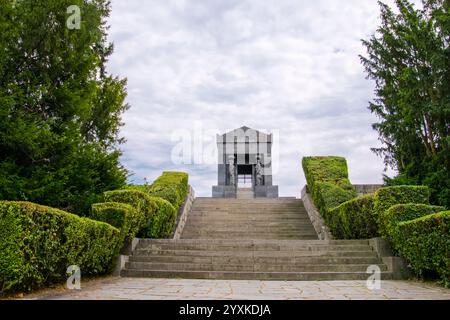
[212,126,278,198]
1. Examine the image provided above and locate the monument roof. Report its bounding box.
[219,126,271,138]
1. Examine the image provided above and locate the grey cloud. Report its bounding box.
[106,0,408,196]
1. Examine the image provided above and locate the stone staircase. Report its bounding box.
[121,198,393,280]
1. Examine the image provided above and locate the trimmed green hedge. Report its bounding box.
[302,156,350,188]
[146,197,177,238]
[0,201,120,293]
[102,189,177,238]
[124,184,152,194]
[374,185,430,236]
[302,156,357,230]
[148,171,188,209]
[103,190,156,237]
[381,203,444,246]
[397,210,450,286]
[91,202,141,245]
[328,194,377,239]
[315,182,357,221]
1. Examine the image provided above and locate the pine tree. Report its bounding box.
[360,0,450,207]
[0,0,129,214]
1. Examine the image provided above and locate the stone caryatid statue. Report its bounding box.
[255,157,263,186]
[228,155,236,186]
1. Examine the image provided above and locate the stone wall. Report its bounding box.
[301,186,333,240]
[172,185,195,240]
[353,184,383,196]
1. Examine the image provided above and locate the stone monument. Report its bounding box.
[212,126,279,198]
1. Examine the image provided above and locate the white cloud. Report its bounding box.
[106,0,410,196]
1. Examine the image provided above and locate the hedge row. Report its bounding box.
[327,185,433,240]
[374,185,430,237]
[382,205,449,286]
[328,194,377,239]
[90,172,188,240]
[100,190,176,239]
[148,171,189,209]
[302,157,449,285]
[0,201,120,293]
[91,202,140,246]
[302,156,357,227]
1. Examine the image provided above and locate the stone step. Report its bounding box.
[137,239,370,246]
[192,207,305,210]
[183,216,311,222]
[183,227,316,235]
[179,234,318,240]
[121,269,395,281]
[186,214,310,219]
[185,217,311,222]
[190,208,307,211]
[133,249,378,258]
[181,226,317,233]
[125,262,388,272]
[137,243,373,251]
[194,198,303,205]
[129,255,382,265]
[192,206,304,209]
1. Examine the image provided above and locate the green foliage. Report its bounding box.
[148,172,189,209]
[361,0,450,208]
[302,156,357,232]
[102,189,178,238]
[146,197,177,238]
[0,0,129,214]
[382,203,444,247]
[302,156,351,189]
[103,190,156,237]
[124,184,152,194]
[328,194,378,239]
[315,182,357,218]
[91,202,141,245]
[397,210,450,286]
[374,185,430,235]
[0,201,119,293]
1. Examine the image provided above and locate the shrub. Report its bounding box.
[328,194,378,239]
[396,211,450,286]
[103,190,157,237]
[302,156,351,189]
[102,189,177,239]
[374,185,430,236]
[146,197,177,238]
[382,204,444,249]
[302,156,357,231]
[0,201,119,293]
[148,171,189,209]
[91,202,141,245]
[123,184,151,194]
[314,182,357,219]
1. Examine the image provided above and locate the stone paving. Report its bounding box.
[24,277,450,300]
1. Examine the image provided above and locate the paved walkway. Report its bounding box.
[24,277,450,300]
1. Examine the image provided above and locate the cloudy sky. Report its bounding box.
[105,0,418,197]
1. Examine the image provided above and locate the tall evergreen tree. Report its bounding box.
[361,0,450,207]
[0,0,129,214]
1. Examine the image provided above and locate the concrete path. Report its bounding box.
[24,277,450,300]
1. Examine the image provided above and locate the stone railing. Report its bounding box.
[353,184,383,196]
[172,185,195,240]
[301,186,333,240]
